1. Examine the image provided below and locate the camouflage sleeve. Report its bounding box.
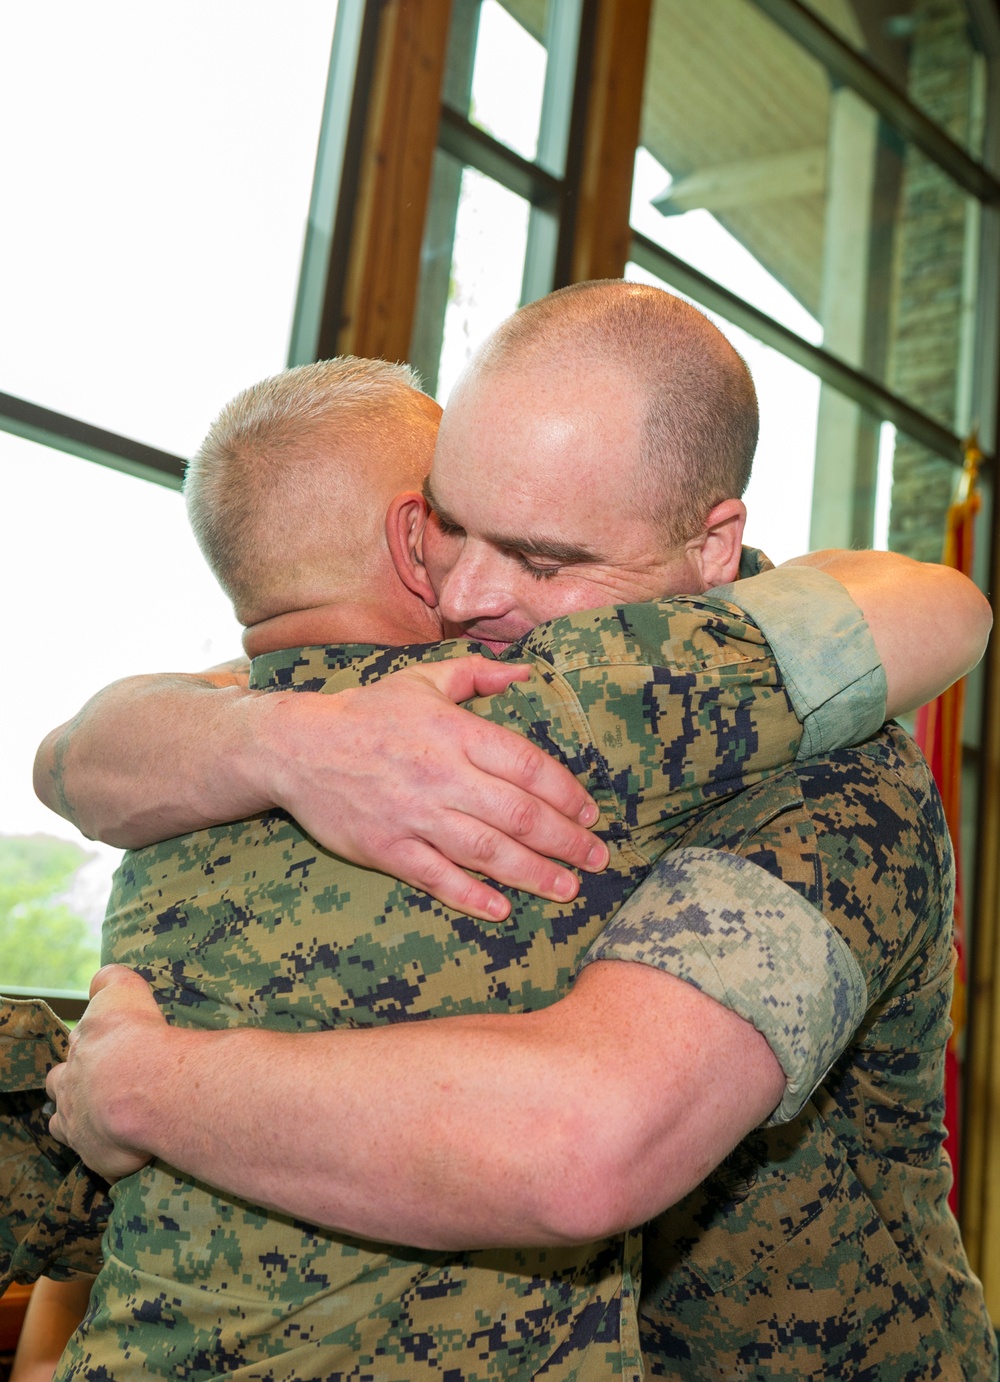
[0,996,70,1086]
[579,849,868,1123]
[579,726,954,1126]
[707,566,887,758]
[0,999,109,1290]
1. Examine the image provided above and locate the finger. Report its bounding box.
[89,963,138,998]
[49,1107,68,1145]
[45,1061,64,1106]
[460,720,600,828]
[389,840,513,921]
[484,789,609,874]
[46,1066,71,1148]
[425,773,607,874]
[394,824,586,909]
[447,825,586,902]
[390,740,606,873]
[412,656,531,703]
[463,658,532,698]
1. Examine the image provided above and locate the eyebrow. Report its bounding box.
[423,476,605,565]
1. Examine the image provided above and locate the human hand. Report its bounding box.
[259,654,609,921]
[47,966,164,1181]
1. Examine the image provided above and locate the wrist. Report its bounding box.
[251,685,356,816]
[123,1026,279,1189]
[216,685,295,818]
[101,1018,191,1160]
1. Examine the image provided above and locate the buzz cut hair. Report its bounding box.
[475,280,759,543]
[184,357,429,624]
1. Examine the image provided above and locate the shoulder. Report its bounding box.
[794,724,946,850]
[515,599,771,678]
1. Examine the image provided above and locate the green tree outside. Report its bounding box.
[0,834,102,991]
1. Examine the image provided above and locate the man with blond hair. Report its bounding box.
[187,357,440,643]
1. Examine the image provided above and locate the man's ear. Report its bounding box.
[686,499,746,589]
[385,491,437,607]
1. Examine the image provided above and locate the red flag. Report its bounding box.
[913,435,981,1216]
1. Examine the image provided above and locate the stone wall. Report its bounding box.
[887,0,979,562]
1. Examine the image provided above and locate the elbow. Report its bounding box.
[889,571,994,718]
[524,1099,681,1244]
[32,731,135,846]
[943,567,992,676]
[537,1170,650,1246]
[31,728,98,836]
[32,731,62,813]
[969,583,994,669]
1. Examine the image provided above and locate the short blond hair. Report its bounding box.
[185,358,437,625]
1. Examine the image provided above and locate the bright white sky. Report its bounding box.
[1,0,889,929]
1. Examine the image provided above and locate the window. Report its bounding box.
[629,0,998,561]
[1,1,336,993]
[410,0,583,397]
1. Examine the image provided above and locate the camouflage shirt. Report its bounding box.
[0,998,108,1288]
[586,735,997,1379]
[43,565,885,1382]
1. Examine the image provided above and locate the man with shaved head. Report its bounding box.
[34,283,995,1379]
[459,276,758,557]
[421,282,760,648]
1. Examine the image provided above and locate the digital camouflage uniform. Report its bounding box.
[586,732,997,1376]
[0,999,107,1286]
[37,564,886,1382]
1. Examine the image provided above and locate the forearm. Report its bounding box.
[33,673,274,846]
[9,1276,94,1382]
[104,1013,614,1248]
[80,966,779,1250]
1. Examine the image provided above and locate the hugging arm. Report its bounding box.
[34,549,990,855]
[33,658,605,922]
[48,958,782,1248]
[34,662,253,846]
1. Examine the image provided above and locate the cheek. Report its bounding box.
[421,524,462,592]
[521,575,599,624]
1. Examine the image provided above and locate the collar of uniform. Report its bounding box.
[738,545,773,578]
[250,643,393,691]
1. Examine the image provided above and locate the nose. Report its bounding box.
[436,543,515,626]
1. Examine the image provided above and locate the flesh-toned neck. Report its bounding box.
[243,599,441,659]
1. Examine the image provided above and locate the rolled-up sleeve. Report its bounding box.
[580,846,868,1124]
[711,566,887,758]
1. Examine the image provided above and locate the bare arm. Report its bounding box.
[781,549,992,716]
[9,1276,94,1382]
[34,550,987,914]
[34,664,253,844]
[34,658,607,922]
[47,962,782,1248]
